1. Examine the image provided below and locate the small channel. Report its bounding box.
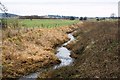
[53,34,75,69]
[19,33,75,80]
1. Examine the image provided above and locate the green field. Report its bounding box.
[19,19,79,28]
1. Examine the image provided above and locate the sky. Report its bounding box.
[0,0,119,17]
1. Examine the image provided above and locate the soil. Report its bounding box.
[38,20,120,78]
[2,22,82,78]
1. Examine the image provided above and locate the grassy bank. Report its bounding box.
[38,20,120,78]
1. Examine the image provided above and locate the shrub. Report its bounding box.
[70,17,75,20]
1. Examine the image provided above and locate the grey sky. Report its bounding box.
[0,0,119,17]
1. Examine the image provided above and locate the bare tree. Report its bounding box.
[0,2,8,13]
[0,2,8,28]
[110,13,116,19]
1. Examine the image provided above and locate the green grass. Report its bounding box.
[19,19,79,28]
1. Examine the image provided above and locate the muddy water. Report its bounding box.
[19,33,75,80]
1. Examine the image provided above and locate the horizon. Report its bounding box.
[0,12,118,18]
[0,0,119,17]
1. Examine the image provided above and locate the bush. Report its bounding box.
[1,19,7,29]
[79,17,83,20]
[83,17,87,20]
[70,17,75,20]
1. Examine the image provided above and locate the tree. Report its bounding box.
[70,16,75,20]
[83,17,87,20]
[96,17,99,21]
[0,2,8,28]
[110,13,116,19]
[79,17,83,20]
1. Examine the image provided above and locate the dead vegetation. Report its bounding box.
[2,23,81,78]
[38,20,120,78]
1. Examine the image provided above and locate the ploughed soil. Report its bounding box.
[38,20,120,78]
[2,22,82,78]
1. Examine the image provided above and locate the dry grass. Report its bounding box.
[38,20,120,78]
[2,23,81,78]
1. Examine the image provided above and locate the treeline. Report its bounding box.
[19,16,49,19]
[19,15,79,20]
[79,17,87,21]
[79,16,119,21]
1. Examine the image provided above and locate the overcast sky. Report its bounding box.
[0,0,119,17]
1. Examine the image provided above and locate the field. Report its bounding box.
[2,19,119,79]
[19,19,79,28]
[1,18,79,28]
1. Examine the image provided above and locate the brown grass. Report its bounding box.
[38,20,120,78]
[2,23,81,78]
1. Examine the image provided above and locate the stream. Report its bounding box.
[53,34,75,69]
[19,33,75,80]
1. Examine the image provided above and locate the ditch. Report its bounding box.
[19,33,75,80]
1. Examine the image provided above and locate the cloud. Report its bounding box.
[0,0,118,17]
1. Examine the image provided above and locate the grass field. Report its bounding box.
[19,19,79,28]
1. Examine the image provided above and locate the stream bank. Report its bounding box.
[2,22,83,79]
[37,21,120,78]
[19,33,76,80]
